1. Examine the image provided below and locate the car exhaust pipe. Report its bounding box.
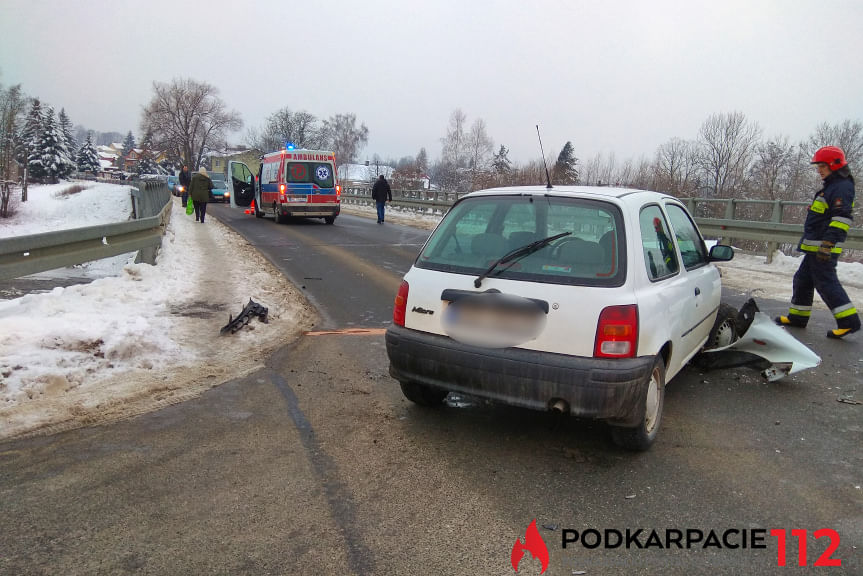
[549,398,569,414]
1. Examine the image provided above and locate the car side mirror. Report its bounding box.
[708,244,734,262]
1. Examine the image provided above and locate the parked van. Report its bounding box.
[228,148,340,224]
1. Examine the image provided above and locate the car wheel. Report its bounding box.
[610,355,665,451]
[254,199,264,218]
[324,216,336,225]
[400,381,448,406]
[705,303,738,350]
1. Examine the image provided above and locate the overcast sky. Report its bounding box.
[1,0,861,164]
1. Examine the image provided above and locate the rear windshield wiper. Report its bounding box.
[474,231,571,288]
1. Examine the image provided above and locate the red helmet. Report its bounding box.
[811,146,847,171]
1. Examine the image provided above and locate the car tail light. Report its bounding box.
[393,280,409,326]
[336,184,341,197]
[280,183,286,201]
[594,304,638,358]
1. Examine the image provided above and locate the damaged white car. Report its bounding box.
[386,186,819,451]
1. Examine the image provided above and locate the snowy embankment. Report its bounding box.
[0,183,312,439]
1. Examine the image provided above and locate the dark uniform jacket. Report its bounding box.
[371,178,392,203]
[179,169,191,188]
[189,173,213,203]
[798,168,855,256]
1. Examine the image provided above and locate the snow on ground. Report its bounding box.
[0,183,313,440]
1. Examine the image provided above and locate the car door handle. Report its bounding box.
[694,287,701,296]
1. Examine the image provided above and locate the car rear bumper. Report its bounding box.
[386,324,654,426]
[279,204,340,217]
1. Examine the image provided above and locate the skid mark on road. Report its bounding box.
[268,369,375,575]
[305,328,387,336]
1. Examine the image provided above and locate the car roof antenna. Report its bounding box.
[536,125,553,190]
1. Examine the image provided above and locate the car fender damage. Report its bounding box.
[697,299,821,381]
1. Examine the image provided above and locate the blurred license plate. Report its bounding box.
[442,294,546,348]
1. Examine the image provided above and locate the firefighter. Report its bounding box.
[775,146,860,338]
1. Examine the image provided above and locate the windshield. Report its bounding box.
[285,162,335,188]
[417,195,626,287]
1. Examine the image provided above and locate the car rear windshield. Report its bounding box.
[416,195,626,287]
[285,162,335,188]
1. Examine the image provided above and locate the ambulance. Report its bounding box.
[228,147,340,224]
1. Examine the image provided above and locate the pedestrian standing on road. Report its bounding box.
[179,165,192,208]
[371,174,392,224]
[775,146,861,338]
[189,167,213,224]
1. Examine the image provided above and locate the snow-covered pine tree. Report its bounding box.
[57,108,77,178]
[121,131,135,156]
[492,145,512,175]
[76,131,101,174]
[17,98,44,178]
[38,106,66,183]
[135,129,158,175]
[552,141,579,185]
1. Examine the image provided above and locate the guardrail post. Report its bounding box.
[723,199,736,246]
[765,200,783,264]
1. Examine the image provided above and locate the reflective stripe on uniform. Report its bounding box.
[829,218,852,232]
[809,198,828,213]
[800,239,844,253]
[789,308,811,317]
[832,303,858,319]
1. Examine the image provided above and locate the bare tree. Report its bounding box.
[750,136,796,200]
[440,108,468,168]
[320,113,368,164]
[248,107,321,153]
[140,78,242,169]
[807,120,863,169]
[696,111,761,197]
[655,137,699,197]
[465,118,494,190]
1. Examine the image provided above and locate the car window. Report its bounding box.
[639,205,679,281]
[665,203,708,270]
[417,195,625,287]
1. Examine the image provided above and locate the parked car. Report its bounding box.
[385,185,736,451]
[167,175,180,196]
[208,172,229,203]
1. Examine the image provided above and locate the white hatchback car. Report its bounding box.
[385,186,735,450]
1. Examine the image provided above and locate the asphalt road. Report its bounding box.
[1,205,860,575]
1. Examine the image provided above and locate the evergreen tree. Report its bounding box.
[121,130,136,172]
[135,130,158,174]
[492,145,512,175]
[552,141,579,184]
[57,108,77,177]
[38,106,66,182]
[76,131,101,173]
[16,98,44,174]
[122,130,136,156]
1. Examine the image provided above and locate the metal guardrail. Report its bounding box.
[0,181,172,281]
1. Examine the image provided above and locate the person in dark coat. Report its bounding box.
[776,146,860,338]
[188,167,214,223]
[178,165,192,207]
[371,174,392,224]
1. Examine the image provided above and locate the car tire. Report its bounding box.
[399,381,448,406]
[610,355,665,451]
[705,303,738,350]
[324,216,336,225]
[254,199,264,218]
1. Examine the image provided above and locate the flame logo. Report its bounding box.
[511,519,549,574]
